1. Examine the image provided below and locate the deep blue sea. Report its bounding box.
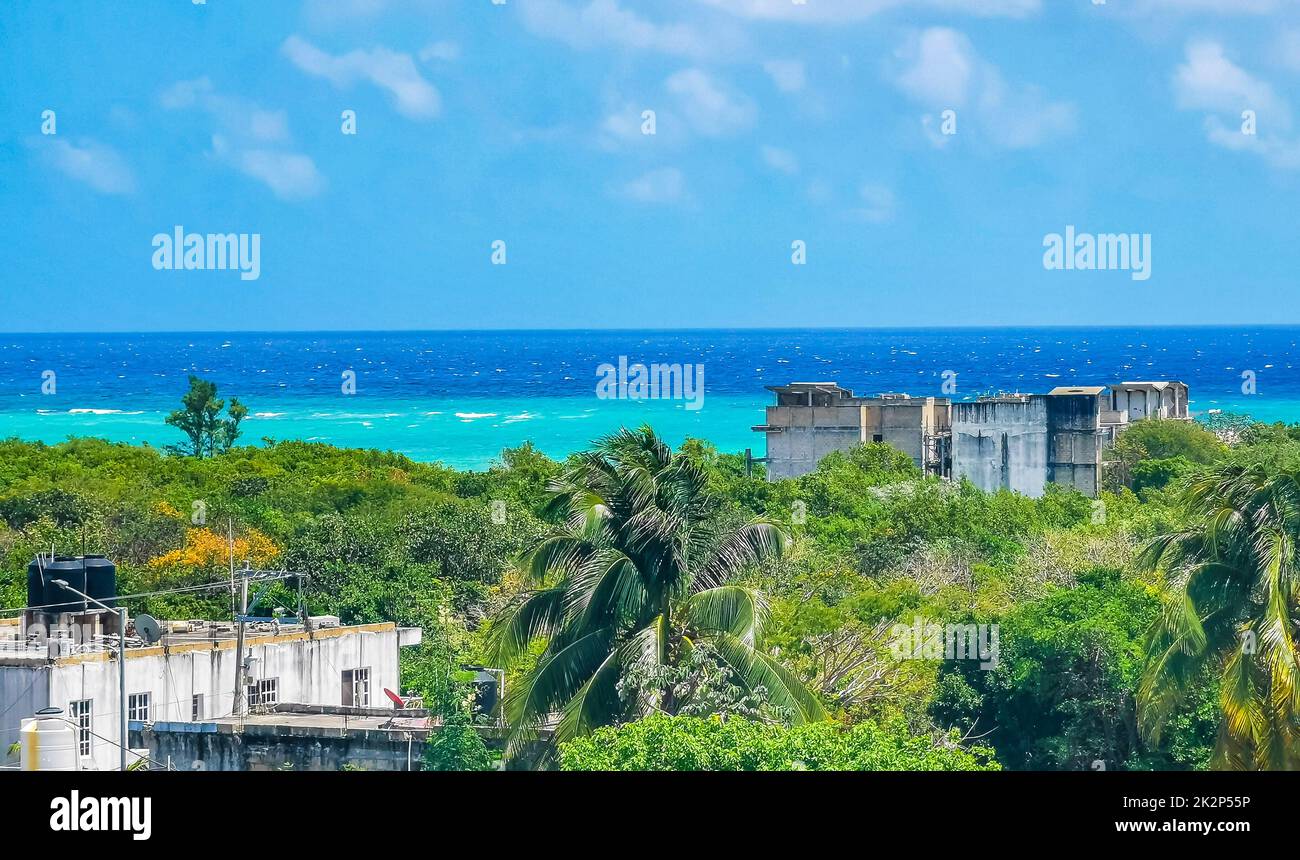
[0,328,1295,469]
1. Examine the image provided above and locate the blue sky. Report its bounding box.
[1,0,1298,331]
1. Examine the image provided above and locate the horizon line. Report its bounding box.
[2,323,1299,337]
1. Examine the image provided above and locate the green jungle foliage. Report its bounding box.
[2,383,1296,770]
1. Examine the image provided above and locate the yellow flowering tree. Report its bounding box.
[149,527,280,571]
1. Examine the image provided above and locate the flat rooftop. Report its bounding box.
[0,616,418,667]
[1049,386,1107,396]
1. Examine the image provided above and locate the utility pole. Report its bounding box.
[232,561,248,718]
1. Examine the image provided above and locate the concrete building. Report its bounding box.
[1109,381,1189,422]
[130,702,546,771]
[949,395,1050,497]
[756,378,1190,498]
[1,611,421,771]
[753,383,950,480]
[950,389,1106,498]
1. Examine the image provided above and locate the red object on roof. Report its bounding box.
[384,687,405,708]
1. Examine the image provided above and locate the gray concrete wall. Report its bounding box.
[951,399,1049,497]
[131,716,542,771]
[1046,393,1102,496]
[0,666,49,752]
[133,722,432,772]
[761,401,943,481]
[762,405,865,479]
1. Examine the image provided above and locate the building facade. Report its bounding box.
[949,390,1108,498]
[1,615,421,771]
[1109,381,1190,422]
[754,383,950,481]
[757,379,1189,497]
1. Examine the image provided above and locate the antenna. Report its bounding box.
[135,613,162,646]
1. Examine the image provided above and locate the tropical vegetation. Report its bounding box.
[3,374,1299,770]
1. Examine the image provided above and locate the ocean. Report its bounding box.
[0,328,1295,470]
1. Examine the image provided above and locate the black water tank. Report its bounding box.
[83,555,117,607]
[26,555,51,610]
[42,556,87,613]
[467,667,500,718]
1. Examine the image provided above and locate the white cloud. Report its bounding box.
[1127,0,1284,14]
[763,59,806,93]
[599,105,647,147]
[518,0,739,59]
[160,77,289,142]
[893,27,974,106]
[281,35,441,120]
[1173,40,1289,125]
[760,145,799,175]
[613,167,686,203]
[891,27,1075,150]
[1173,40,1300,168]
[1203,117,1300,167]
[700,0,1039,22]
[976,74,1076,149]
[853,183,896,223]
[212,136,326,200]
[32,138,135,194]
[666,68,756,136]
[162,78,324,200]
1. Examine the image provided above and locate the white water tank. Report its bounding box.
[19,711,79,771]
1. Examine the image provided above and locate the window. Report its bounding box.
[69,699,92,757]
[127,692,151,723]
[246,678,278,709]
[342,668,371,707]
[191,694,204,721]
[872,434,883,443]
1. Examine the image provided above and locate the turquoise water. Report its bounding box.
[0,328,1296,469]
[3,395,765,469]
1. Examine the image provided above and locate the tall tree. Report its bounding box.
[1138,463,1300,769]
[490,426,824,760]
[165,375,246,457]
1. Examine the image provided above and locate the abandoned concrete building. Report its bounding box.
[753,383,951,481]
[1109,381,1189,422]
[755,379,1190,497]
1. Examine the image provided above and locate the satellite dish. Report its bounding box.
[135,614,162,645]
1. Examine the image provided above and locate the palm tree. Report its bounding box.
[1137,463,1300,769]
[489,426,824,759]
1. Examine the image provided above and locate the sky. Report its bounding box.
[1,0,1299,332]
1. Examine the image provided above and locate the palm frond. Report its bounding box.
[682,585,767,645]
[710,632,827,723]
[695,521,789,590]
[487,586,566,666]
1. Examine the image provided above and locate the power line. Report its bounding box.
[0,570,305,616]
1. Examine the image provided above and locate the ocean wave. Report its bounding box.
[502,411,538,424]
[455,412,497,420]
[67,408,145,415]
